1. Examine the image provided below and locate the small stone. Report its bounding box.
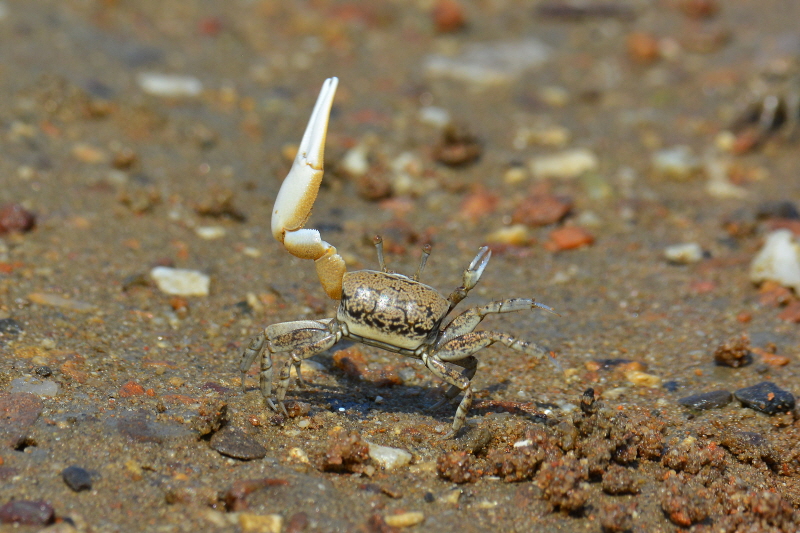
[418,106,451,128]
[0,500,54,526]
[384,511,425,528]
[750,230,800,292]
[195,226,226,240]
[432,0,466,33]
[624,370,661,388]
[210,427,267,460]
[0,203,36,234]
[71,143,106,164]
[433,124,482,167]
[366,441,412,471]
[544,226,594,251]
[485,224,529,246]
[734,382,795,415]
[238,513,284,533]
[0,318,23,339]
[512,194,572,226]
[652,146,702,180]
[677,390,732,411]
[627,32,660,63]
[27,293,97,312]
[713,334,751,368]
[150,267,210,296]
[137,73,202,97]
[62,466,93,492]
[0,392,43,448]
[530,148,598,180]
[9,377,59,397]
[118,380,146,398]
[664,243,704,264]
[424,39,551,86]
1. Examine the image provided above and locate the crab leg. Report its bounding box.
[271,77,346,299]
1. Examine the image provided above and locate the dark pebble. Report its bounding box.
[678,390,732,411]
[756,200,800,220]
[0,318,23,338]
[0,203,36,234]
[62,465,93,492]
[209,427,267,460]
[0,500,54,525]
[35,366,52,377]
[734,382,795,415]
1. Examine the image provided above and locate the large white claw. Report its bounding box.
[271,77,346,300]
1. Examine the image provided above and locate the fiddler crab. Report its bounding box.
[240,77,560,438]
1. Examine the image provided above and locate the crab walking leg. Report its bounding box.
[429,330,554,437]
[422,353,474,439]
[440,298,559,345]
[240,319,333,410]
[274,332,340,416]
[271,77,346,299]
[428,355,478,410]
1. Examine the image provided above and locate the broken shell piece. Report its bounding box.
[664,242,703,264]
[750,230,800,293]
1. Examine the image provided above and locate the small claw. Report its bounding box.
[463,246,491,290]
[266,398,278,412]
[278,401,289,417]
[533,301,561,317]
[272,77,339,244]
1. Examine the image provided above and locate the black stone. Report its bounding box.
[209,427,267,460]
[34,366,52,378]
[0,500,54,525]
[677,390,732,411]
[0,318,23,337]
[62,465,93,492]
[734,382,795,415]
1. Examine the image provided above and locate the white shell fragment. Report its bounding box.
[366,440,412,470]
[664,242,704,264]
[137,73,203,97]
[652,145,701,180]
[529,148,598,180]
[750,229,800,292]
[151,267,210,296]
[424,39,551,86]
[10,377,60,397]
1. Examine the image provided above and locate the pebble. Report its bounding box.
[340,143,370,177]
[384,511,425,528]
[485,224,529,246]
[512,194,573,226]
[750,230,800,292]
[0,392,43,448]
[424,39,550,86]
[61,465,93,492]
[418,106,451,128]
[529,148,598,180]
[0,500,54,526]
[432,0,466,33]
[238,513,284,533]
[366,441,413,471]
[0,203,36,234]
[209,427,267,460]
[0,318,23,339]
[677,390,732,411]
[664,242,704,264]
[624,370,661,388]
[27,293,97,312]
[10,377,59,397]
[544,226,594,251]
[137,73,203,97]
[115,409,194,443]
[195,226,226,240]
[150,267,210,296]
[734,382,795,415]
[652,146,701,180]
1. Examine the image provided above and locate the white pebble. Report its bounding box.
[384,512,424,528]
[195,226,226,240]
[652,145,701,180]
[418,106,451,128]
[664,242,704,264]
[341,143,370,177]
[529,148,598,180]
[137,73,203,97]
[10,377,59,397]
[424,39,551,86]
[366,440,412,470]
[750,229,800,292]
[150,267,210,296]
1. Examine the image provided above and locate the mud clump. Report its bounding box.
[660,474,713,527]
[535,456,589,512]
[713,333,752,367]
[320,429,372,474]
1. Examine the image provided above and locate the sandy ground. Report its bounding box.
[1,1,800,532]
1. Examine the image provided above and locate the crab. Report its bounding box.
[240,77,560,438]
